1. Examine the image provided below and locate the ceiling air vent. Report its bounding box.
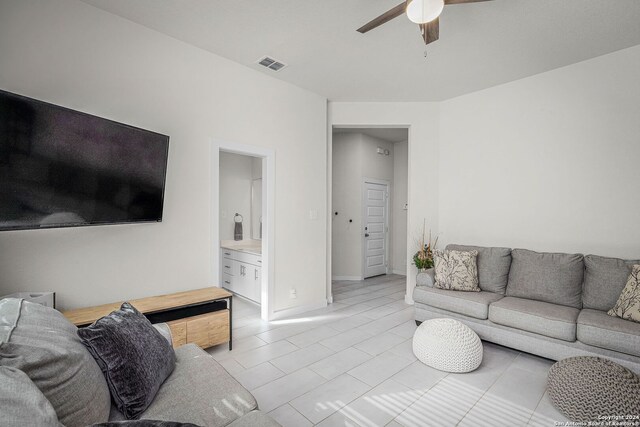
[258,56,286,72]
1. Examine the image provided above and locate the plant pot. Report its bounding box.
[416,271,434,287]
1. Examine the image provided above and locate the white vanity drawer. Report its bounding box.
[221,273,234,290]
[221,249,234,259]
[221,259,236,276]
[235,251,262,266]
[221,247,261,266]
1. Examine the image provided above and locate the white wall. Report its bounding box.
[330,45,640,305]
[219,152,253,241]
[331,133,395,279]
[392,141,408,274]
[331,133,363,279]
[0,0,327,312]
[328,104,440,303]
[438,45,640,259]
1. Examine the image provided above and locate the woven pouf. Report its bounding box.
[412,318,483,373]
[547,357,640,423]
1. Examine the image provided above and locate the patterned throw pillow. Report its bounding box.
[434,249,480,292]
[608,265,640,323]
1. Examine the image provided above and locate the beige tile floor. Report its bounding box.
[207,274,570,426]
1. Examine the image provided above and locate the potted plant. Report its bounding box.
[414,221,437,285]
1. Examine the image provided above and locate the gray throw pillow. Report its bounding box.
[0,298,111,427]
[78,302,176,420]
[0,366,62,427]
[506,249,584,308]
[583,255,640,311]
[608,265,640,323]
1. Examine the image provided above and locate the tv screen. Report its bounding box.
[0,90,169,231]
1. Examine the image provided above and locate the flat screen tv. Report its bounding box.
[0,89,169,231]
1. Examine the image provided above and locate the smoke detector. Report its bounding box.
[257,56,287,72]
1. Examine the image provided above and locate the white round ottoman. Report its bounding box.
[412,318,483,373]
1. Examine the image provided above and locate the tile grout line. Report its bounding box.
[454,351,522,427]
[269,402,316,426]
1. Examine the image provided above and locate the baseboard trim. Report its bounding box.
[270,300,328,320]
[332,275,364,281]
[392,269,407,276]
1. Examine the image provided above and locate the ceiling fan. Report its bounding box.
[357,0,492,45]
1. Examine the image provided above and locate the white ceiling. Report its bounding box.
[334,128,409,144]
[81,0,640,101]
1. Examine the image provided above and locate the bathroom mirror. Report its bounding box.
[251,178,262,240]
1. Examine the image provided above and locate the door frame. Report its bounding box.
[361,178,391,279]
[211,139,275,321]
[328,125,410,303]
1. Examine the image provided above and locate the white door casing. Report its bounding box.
[212,139,274,321]
[362,180,389,278]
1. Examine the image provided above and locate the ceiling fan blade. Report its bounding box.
[419,18,439,45]
[444,0,492,4]
[357,2,406,33]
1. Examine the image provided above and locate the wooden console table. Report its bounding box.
[63,287,233,350]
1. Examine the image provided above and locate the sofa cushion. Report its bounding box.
[446,244,512,294]
[608,265,640,323]
[577,309,640,357]
[584,255,640,311]
[506,249,584,309]
[489,297,580,341]
[78,302,176,420]
[0,298,111,427]
[413,286,503,320]
[109,344,257,426]
[227,411,282,427]
[434,249,480,292]
[0,366,62,427]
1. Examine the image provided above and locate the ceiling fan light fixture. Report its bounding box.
[406,0,445,24]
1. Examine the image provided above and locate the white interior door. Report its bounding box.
[363,181,388,278]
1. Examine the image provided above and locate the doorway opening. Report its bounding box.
[330,128,409,287]
[212,140,275,321]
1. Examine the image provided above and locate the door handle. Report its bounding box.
[255,269,258,280]
[365,233,370,237]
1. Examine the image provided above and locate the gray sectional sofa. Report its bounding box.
[0,298,280,427]
[413,245,640,374]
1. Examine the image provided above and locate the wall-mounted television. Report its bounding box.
[0,89,169,231]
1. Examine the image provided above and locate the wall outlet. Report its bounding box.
[290,288,297,299]
[309,209,318,220]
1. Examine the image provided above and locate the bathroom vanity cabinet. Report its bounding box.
[221,247,262,303]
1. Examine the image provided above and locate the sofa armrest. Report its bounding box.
[152,322,173,347]
[416,268,436,287]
